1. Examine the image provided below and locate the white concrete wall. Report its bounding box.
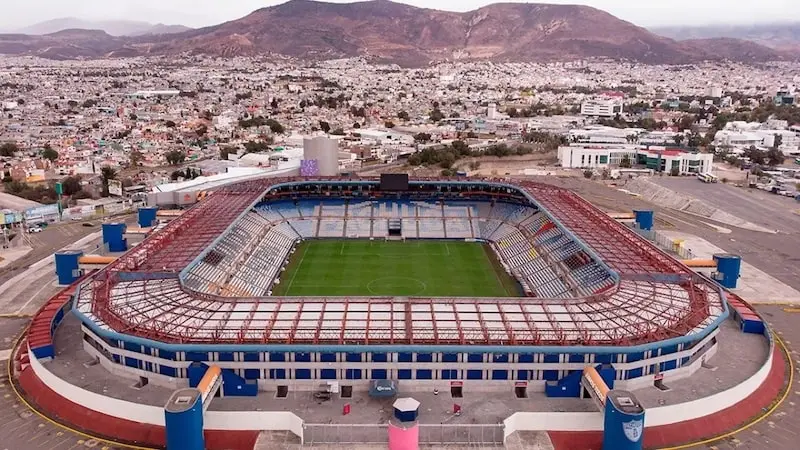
[502,341,773,436]
[29,351,305,440]
[644,342,773,427]
[30,352,167,426]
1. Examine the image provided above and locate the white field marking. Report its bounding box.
[284,243,310,294]
[366,276,428,296]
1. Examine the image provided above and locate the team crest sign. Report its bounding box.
[622,419,643,442]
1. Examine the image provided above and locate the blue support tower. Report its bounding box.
[54,251,83,285]
[713,253,742,289]
[603,390,645,450]
[102,223,128,252]
[138,207,158,228]
[164,389,205,450]
[633,210,654,231]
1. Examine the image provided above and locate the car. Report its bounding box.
[28,227,42,233]
[82,222,94,227]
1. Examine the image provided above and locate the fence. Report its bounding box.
[302,423,505,446]
[632,227,696,261]
[419,423,504,444]
[303,423,388,445]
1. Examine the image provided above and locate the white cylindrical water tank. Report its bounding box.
[303,136,339,176]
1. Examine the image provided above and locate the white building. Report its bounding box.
[303,136,339,176]
[129,90,181,98]
[580,98,622,118]
[706,86,723,98]
[558,145,713,175]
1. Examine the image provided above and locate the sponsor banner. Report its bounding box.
[24,204,59,220]
[108,179,123,196]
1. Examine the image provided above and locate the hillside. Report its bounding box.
[11,17,191,37]
[652,22,800,51]
[0,1,792,64]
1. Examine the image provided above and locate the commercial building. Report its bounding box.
[580,98,623,118]
[558,144,713,174]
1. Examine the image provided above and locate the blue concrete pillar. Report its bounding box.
[633,210,654,231]
[54,251,83,285]
[713,253,742,289]
[603,390,645,450]
[164,389,204,450]
[102,223,127,252]
[138,207,158,228]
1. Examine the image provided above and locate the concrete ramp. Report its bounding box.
[625,178,774,233]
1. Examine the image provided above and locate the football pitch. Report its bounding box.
[272,240,521,297]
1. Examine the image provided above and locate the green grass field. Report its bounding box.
[272,240,521,297]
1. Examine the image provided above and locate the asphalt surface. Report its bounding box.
[0,214,136,285]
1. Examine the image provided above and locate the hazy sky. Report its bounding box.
[2,0,798,30]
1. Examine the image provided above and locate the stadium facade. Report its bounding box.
[67,178,727,394]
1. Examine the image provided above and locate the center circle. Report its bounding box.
[366,276,427,296]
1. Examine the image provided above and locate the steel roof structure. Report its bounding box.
[73,177,727,349]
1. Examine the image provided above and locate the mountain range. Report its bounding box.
[7,18,191,37]
[651,22,800,52]
[0,0,794,64]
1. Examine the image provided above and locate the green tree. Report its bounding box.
[620,154,632,168]
[165,120,177,128]
[773,134,783,150]
[319,121,331,133]
[129,149,143,167]
[766,148,784,167]
[398,111,409,121]
[673,134,685,146]
[583,169,594,179]
[41,145,59,161]
[266,119,284,134]
[384,121,395,129]
[0,142,19,157]
[451,140,469,154]
[61,176,82,196]
[413,133,432,143]
[165,150,186,165]
[429,109,444,122]
[744,145,766,165]
[100,167,117,197]
[220,146,238,159]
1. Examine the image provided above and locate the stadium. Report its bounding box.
[64,175,730,395]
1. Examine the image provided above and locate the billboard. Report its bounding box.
[24,204,59,220]
[380,173,409,191]
[108,179,123,196]
[300,159,320,177]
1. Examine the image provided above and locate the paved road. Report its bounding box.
[651,178,800,235]
[0,222,99,285]
[0,214,137,285]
